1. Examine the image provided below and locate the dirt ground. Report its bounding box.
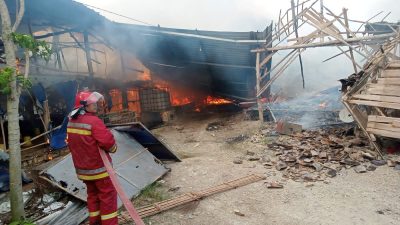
[141,112,400,225]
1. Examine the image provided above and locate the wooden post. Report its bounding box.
[343,8,358,74]
[43,100,50,132]
[83,31,94,88]
[120,50,127,77]
[0,116,6,150]
[256,52,264,123]
[291,0,305,88]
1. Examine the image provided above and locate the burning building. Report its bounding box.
[0,0,273,166]
[18,0,272,122]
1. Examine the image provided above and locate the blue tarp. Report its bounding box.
[49,81,77,150]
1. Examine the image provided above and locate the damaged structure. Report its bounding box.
[0,0,272,167]
[251,0,400,156]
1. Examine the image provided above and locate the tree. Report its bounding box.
[0,0,50,221]
[0,0,25,220]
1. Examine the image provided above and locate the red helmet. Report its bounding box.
[74,91,104,109]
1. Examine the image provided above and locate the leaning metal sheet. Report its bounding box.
[41,129,168,206]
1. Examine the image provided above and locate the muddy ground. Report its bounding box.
[140,112,400,225]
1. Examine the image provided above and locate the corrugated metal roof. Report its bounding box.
[105,23,273,100]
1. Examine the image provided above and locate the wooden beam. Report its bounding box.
[368,122,400,132]
[255,52,264,123]
[367,127,400,139]
[353,94,400,104]
[368,115,400,124]
[126,174,266,218]
[349,99,400,110]
[377,78,400,85]
[381,69,400,77]
[34,28,78,39]
[302,11,369,58]
[343,102,383,157]
[265,33,395,51]
[342,8,358,73]
[367,88,400,97]
[258,47,307,97]
[83,31,94,87]
[387,61,400,68]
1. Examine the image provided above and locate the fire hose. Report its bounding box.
[99,148,145,225]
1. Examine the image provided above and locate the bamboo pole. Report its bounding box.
[83,31,94,88]
[343,8,358,74]
[255,52,264,123]
[302,12,369,59]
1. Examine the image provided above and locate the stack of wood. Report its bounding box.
[342,35,400,155]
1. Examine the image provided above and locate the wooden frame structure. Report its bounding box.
[252,0,400,154]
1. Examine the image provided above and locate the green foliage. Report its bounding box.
[17,74,32,89]
[0,67,14,94]
[11,33,52,61]
[0,33,48,95]
[0,67,31,95]
[10,219,36,225]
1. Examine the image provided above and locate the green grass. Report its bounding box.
[134,182,169,207]
[10,219,35,225]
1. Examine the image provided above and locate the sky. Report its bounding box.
[73,0,399,96]
[75,0,398,31]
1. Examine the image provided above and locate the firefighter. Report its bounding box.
[67,90,118,225]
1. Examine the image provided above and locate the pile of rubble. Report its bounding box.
[268,128,383,182]
[235,125,400,182]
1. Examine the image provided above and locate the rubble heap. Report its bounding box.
[241,125,399,183]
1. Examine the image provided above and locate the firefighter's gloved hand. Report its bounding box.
[108,144,117,153]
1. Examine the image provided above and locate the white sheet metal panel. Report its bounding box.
[41,129,168,206]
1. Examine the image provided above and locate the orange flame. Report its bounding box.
[204,96,232,105]
[140,72,151,81]
[48,151,53,160]
[172,97,191,106]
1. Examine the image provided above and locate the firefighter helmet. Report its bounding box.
[74,91,104,109]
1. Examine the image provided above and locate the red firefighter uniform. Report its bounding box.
[67,111,118,225]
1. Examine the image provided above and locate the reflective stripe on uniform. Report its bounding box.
[67,122,92,130]
[76,167,107,175]
[67,128,92,135]
[89,211,100,217]
[101,211,118,220]
[77,171,109,180]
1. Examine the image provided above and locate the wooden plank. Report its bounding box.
[367,88,400,97]
[349,99,400,110]
[367,128,400,139]
[353,94,400,104]
[367,122,400,132]
[381,69,400,77]
[377,78,400,85]
[344,102,383,158]
[367,83,399,90]
[368,115,400,124]
[387,60,400,68]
